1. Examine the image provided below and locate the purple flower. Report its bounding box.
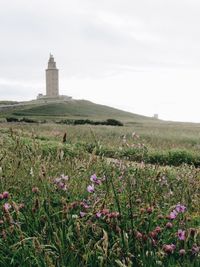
[179,249,186,256]
[90,174,101,185]
[54,178,61,184]
[3,203,11,211]
[80,211,86,218]
[60,174,69,181]
[178,229,186,240]
[58,182,67,191]
[176,204,186,213]
[3,191,9,199]
[166,222,173,229]
[96,212,102,218]
[81,201,90,209]
[90,174,97,182]
[169,210,178,220]
[163,244,176,253]
[87,184,94,193]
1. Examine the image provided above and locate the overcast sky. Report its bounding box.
[1,0,200,122]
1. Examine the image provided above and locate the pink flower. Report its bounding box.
[107,211,120,218]
[54,178,61,184]
[80,211,86,218]
[90,174,97,182]
[176,204,186,213]
[179,249,186,256]
[81,201,90,209]
[60,174,69,181]
[155,226,162,233]
[166,222,173,229]
[101,209,109,215]
[96,212,102,218]
[32,187,39,193]
[87,184,94,193]
[178,229,186,240]
[3,191,9,199]
[90,174,101,185]
[3,203,11,211]
[146,207,153,214]
[135,231,143,240]
[169,210,178,220]
[163,244,176,253]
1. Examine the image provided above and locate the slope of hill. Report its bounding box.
[0,99,155,123]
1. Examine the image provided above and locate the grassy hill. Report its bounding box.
[0,99,155,123]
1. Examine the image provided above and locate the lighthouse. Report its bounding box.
[46,54,59,97]
[36,55,72,101]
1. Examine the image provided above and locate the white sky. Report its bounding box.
[0,0,200,122]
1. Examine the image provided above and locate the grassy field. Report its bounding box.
[0,114,200,266]
[0,99,155,123]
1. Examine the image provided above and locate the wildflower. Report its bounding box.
[80,211,86,218]
[54,178,61,184]
[155,226,162,233]
[87,184,94,193]
[30,168,34,177]
[90,174,97,182]
[81,201,90,209]
[57,182,67,191]
[177,229,186,240]
[32,187,39,193]
[3,203,11,211]
[146,207,153,214]
[136,198,142,204]
[176,204,186,213]
[179,249,186,256]
[90,174,101,185]
[189,228,196,237]
[163,244,176,254]
[152,239,157,247]
[3,191,9,199]
[72,214,78,219]
[60,174,69,181]
[135,231,143,240]
[166,222,173,229]
[149,231,158,239]
[107,211,120,218]
[169,210,178,220]
[101,209,109,215]
[191,244,200,255]
[96,212,102,218]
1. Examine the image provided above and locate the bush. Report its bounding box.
[20,117,37,123]
[57,118,123,126]
[6,117,19,122]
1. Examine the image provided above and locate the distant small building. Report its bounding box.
[153,114,159,119]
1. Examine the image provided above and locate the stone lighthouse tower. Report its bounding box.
[46,54,59,97]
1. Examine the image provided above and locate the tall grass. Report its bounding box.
[0,126,199,266]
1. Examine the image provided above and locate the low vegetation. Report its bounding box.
[0,121,199,266]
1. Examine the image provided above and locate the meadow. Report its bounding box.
[0,121,199,266]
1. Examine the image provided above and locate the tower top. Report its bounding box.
[47,53,57,69]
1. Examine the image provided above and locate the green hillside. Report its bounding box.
[0,99,155,123]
